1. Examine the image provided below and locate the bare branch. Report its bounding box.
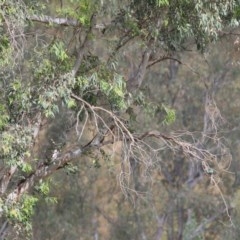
[0,220,8,240]
[147,56,182,69]
[28,15,80,27]
[28,14,105,29]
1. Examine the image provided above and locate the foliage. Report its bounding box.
[162,104,176,125]
[7,195,38,233]
[129,0,239,51]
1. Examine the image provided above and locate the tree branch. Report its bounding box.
[147,56,182,69]
[72,13,97,77]
[28,15,80,26]
[6,124,112,204]
[0,114,43,195]
[28,14,105,29]
[126,48,151,91]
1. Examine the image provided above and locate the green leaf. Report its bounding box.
[50,42,68,61]
[162,104,176,125]
[66,99,76,108]
[156,0,169,7]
